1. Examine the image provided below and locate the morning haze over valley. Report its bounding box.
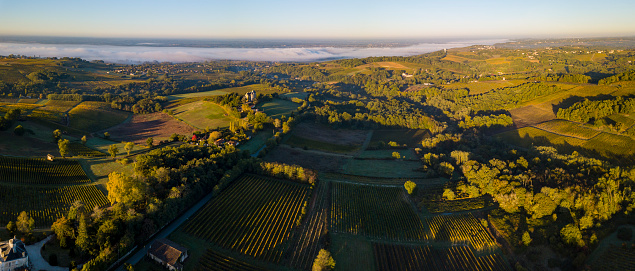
[0,1,634,271]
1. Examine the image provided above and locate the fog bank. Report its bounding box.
[0,39,506,63]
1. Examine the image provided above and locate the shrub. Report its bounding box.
[617,227,633,241]
[49,253,58,266]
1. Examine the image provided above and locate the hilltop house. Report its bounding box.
[147,238,188,271]
[0,237,29,271]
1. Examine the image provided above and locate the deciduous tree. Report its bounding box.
[124,142,134,156]
[404,180,416,195]
[108,144,118,158]
[58,139,70,158]
[312,249,335,271]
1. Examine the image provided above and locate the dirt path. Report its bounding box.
[355,130,374,156]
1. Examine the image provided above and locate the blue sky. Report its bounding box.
[0,0,634,39]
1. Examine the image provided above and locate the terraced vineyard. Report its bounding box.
[0,156,91,184]
[330,182,428,241]
[426,213,498,251]
[287,180,330,270]
[195,248,266,271]
[181,174,311,263]
[373,243,511,271]
[68,142,106,157]
[0,184,109,227]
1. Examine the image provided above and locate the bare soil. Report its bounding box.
[264,145,344,172]
[107,112,197,144]
[292,122,369,147]
[509,105,556,128]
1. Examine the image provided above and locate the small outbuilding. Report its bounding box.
[147,238,189,271]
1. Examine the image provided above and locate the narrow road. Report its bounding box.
[115,190,216,270]
[25,235,68,271]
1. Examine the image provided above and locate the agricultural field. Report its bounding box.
[330,234,376,271]
[28,109,64,123]
[442,80,526,95]
[257,98,299,119]
[373,243,511,271]
[68,101,130,132]
[285,135,360,153]
[17,98,41,104]
[167,84,277,101]
[172,100,235,130]
[41,100,82,112]
[605,113,635,132]
[496,127,586,154]
[180,174,311,263]
[0,126,58,156]
[263,145,345,172]
[287,180,330,270]
[426,213,498,251]
[0,156,91,184]
[321,172,448,186]
[509,105,556,127]
[535,119,601,139]
[341,159,425,178]
[279,91,308,101]
[195,248,267,271]
[330,182,427,241]
[286,122,369,153]
[369,129,429,148]
[0,102,42,112]
[107,112,197,145]
[68,142,106,157]
[356,149,416,159]
[420,197,489,214]
[0,183,109,227]
[498,126,635,163]
[590,245,635,271]
[239,130,274,155]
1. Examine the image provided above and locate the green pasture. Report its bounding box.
[258,98,299,119]
[285,135,360,154]
[172,100,234,129]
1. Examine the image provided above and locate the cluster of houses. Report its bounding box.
[190,133,239,148]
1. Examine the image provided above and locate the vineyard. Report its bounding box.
[0,184,109,227]
[194,248,266,271]
[0,156,91,184]
[320,172,447,186]
[28,109,64,123]
[535,119,600,139]
[69,101,130,132]
[181,174,311,263]
[426,213,498,251]
[330,182,428,241]
[287,180,330,270]
[68,142,106,157]
[373,243,511,271]
[591,245,635,271]
[420,196,488,214]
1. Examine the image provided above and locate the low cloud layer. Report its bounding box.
[0,39,506,63]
